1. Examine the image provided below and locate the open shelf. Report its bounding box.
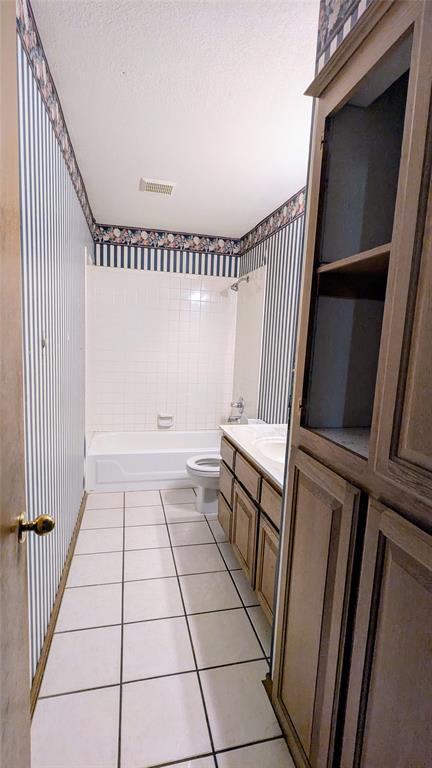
[317,242,391,277]
[317,68,409,264]
[311,427,370,459]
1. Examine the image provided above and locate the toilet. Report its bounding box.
[186,453,221,515]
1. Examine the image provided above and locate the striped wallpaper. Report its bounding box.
[240,214,305,424]
[17,35,92,678]
[94,242,239,277]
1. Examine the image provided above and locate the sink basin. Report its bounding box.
[253,436,287,464]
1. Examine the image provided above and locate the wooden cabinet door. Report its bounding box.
[272,449,361,768]
[256,515,279,623]
[231,481,258,582]
[341,499,432,767]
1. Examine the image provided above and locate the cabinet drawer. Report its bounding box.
[261,479,282,530]
[235,451,261,501]
[231,481,259,582]
[220,436,236,471]
[256,515,279,623]
[220,461,234,507]
[218,493,232,540]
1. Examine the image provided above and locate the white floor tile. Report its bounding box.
[161,488,196,505]
[75,527,123,555]
[66,552,123,587]
[169,521,213,546]
[200,660,281,751]
[123,617,194,681]
[32,686,119,768]
[208,519,228,542]
[247,606,272,656]
[40,625,121,696]
[124,577,184,622]
[124,548,175,581]
[86,492,123,510]
[217,739,295,767]
[125,505,165,526]
[124,524,169,550]
[121,673,211,768]
[231,569,259,607]
[218,542,241,570]
[125,490,161,507]
[56,583,122,631]
[164,502,203,523]
[81,507,123,530]
[188,609,264,668]
[180,572,242,614]
[173,543,226,575]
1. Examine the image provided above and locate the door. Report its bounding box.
[0,3,31,766]
[341,499,432,767]
[272,449,361,768]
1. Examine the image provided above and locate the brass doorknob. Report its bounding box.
[18,513,55,542]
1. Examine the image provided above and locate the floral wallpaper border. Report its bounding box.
[240,188,306,254]
[16,0,306,256]
[93,223,242,255]
[16,0,94,232]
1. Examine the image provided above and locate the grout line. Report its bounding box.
[65,566,235,590]
[53,603,265,637]
[159,489,220,768]
[74,539,223,557]
[37,657,267,703]
[38,682,121,701]
[117,491,126,768]
[215,734,285,756]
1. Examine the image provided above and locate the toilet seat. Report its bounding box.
[186,454,220,478]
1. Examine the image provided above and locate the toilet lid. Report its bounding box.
[186,454,221,475]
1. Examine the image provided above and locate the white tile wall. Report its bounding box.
[86,266,237,433]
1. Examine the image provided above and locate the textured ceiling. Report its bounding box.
[32,0,319,237]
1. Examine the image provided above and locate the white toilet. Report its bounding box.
[186,453,221,515]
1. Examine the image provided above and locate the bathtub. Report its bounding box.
[85,430,221,492]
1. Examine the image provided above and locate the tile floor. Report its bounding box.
[32,487,294,768]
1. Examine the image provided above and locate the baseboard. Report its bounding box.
[30,492,87,716]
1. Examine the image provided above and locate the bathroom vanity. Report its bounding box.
[217,424,287,623]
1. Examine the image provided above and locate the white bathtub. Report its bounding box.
[85,430,221,492]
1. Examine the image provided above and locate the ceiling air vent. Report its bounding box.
[139,177,176,195]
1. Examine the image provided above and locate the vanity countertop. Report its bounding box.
[219,423,288,490]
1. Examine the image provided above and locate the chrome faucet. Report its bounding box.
[228,396,246,424]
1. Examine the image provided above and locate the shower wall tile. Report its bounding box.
[86,267,237,433]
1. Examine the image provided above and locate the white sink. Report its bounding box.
[253,436,287,464]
